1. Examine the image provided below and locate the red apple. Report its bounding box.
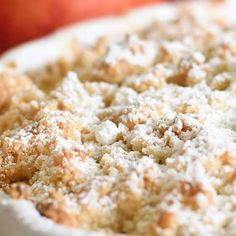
[0,0,165,53]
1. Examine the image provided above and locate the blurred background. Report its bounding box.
[0,0,169,54]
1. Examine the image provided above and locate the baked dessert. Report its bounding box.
[0,1,236,236]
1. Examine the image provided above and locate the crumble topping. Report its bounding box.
[104,35,157,68]
[1,1,236,236]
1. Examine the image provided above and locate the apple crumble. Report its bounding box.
[0,1,236,236]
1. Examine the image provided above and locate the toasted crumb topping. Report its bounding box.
[1,2,236,236]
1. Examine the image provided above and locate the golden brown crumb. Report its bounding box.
[3,183,31,199]
[157,211,176,229]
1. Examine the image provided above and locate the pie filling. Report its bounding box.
[0,2,236,236]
